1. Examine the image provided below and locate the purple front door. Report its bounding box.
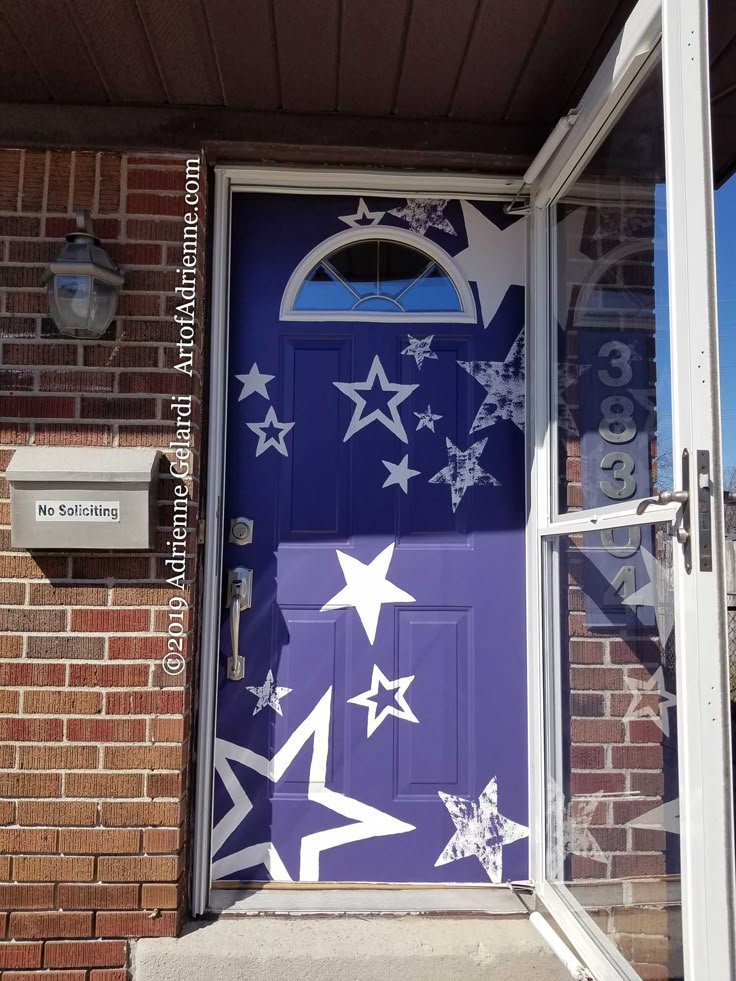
[211,192,529,884]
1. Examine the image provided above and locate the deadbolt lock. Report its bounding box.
[229,516,253,546]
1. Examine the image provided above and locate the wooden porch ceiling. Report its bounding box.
[0,0,639,171]
[0,0,734,180]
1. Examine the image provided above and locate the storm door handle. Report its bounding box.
[227,566,252,681]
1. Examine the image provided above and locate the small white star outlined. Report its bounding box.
[245,669,293,716]
[347,665,419,737]
[247,406,295,457]
[235,363,274,401]
[401,334,438,370]
[338,198,385,228]
[414,405,442,433]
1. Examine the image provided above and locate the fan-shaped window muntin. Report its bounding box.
[280,228,476,323]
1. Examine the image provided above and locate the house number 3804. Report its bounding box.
[596,340,642,579]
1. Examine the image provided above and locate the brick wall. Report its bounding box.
[0,149,205,977]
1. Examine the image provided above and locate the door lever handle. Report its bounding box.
[636,489,689,514]
[227,566,252,681]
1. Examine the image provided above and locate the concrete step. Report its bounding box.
[134,916,571,981]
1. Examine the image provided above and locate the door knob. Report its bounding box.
[227,566,252,681]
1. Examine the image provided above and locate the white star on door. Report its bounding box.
[435,777,528,883]
[348,665,418,737]
[235,363,274,401]
[247,406,295,457]
[623,666,676,737]
[401,334,437,369]
[246,669,293,716]
[212,688,415,882]
[320,542,415,645]
[459,330,525,434]
[382,455,420,494]
[388,199,456,236]
[455,202,525,328]
[333,355,418,444]
[429,437,500,513]
[339,198,385,228]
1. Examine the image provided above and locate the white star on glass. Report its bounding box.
[320,542,415,645]
[339,198,385,228]
[546,780,608,881]
[414,405,442,432]
[429,436,500,513]
[347,665,419,737]
[401,334,438,369]
[621,545,674,647]
[333,355,418,444]
[247,406,295,457]
[382,455,420,494]
[212,688,415,881]
[235,363,274,401]
[435,777,528,883]
[455,202,525,328]
[459,330,525,434]
[389,199,456,236]
[555,206,595,327]
[623,665,676,737]
[626,798,680,835]
[245,669,293,717]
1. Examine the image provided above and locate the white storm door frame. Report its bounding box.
[526,0,736,979]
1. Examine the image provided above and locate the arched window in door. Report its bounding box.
[280,228,476,322]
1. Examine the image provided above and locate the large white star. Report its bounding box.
[623,665,676,737]
[334,355,418,444]
[459,330,525,434]
[320,543,415,645]
[401,334,437,369]
[414,405,442,432]
[382,455,420,494]
[339,198,385,228]
[429,437,500,513]
[247,406,295,457]
[212,688,415,881]
[246,669,293,717]
[435,777,528,883]
[347,665,418,737]
[389,199,456,236]
[235,363,274,401]
[455,203,525,328]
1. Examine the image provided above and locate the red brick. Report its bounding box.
[0,942,42,969]
[0,149,22,209]
[13,858,94,883]
[101,801,181,828]
[118,371,191,395]
[0,394,75,417]
[0,718,63,741]
[69,555,151,581]
[0,829,56,854]
[142,828,182,854]
[570,667,624,691]
[59,829,140,854]
[0,662,65,686]
[47,151,72,212]
[569,771,625,794]
[141,883,180,909]
[628,720,666,743]
[68,664,149,688]
[21,151,46,211]
[26,636,104,660]
[3,343,77,365]
[611,745,663,769]
[9,912,93,939]
[67,718,146,743]
[17,801,97,826]
[80,397,157,421]
[0,772,61,798]
[58,884,138,911]
[71,152,95,210]
[126,193,185,218]
[108,636,169,660]
[97,855,179,882]
[96,910,178,937]
[147,771,186,798]
[570,718,624,743]
[571,745,605,768]
[64,773,144,799]
[18,744,98,770]
[39,370,116,394]
[104,744,184,771]
[90,972,127,981]
[44,940,126,968]
[23,690,102,715]
[611,854,665,879]
[0,884,55,909]
[5,974,86,981]
[106,690,185,715]
[84,345,159,369]
[70,609,150,632]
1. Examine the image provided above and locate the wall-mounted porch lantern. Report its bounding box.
[46,209,124,338]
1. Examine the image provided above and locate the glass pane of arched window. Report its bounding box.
[292,239,462,315]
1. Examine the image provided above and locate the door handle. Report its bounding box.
[635,450,693,569]
[227,566,252,681]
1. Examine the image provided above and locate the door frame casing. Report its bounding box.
[192,166,529,916]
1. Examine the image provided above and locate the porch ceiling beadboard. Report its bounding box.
[0,0,641,169]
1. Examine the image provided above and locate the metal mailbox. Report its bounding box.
[7,447,160,550]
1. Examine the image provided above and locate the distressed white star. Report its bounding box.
[389,199,456,236]
[623,666,676,737]
[320,542,415,645]
[401,334,437,370]
[347,665,418,737]
[245,669,293,717]
[435,777,528,883]
[235,363,274,401]
[247,406,295,457]
[546,781,609,880]
[429,437,500,513]
[459,330,525,434]
[339,198,385,228]
[212,688,415,881]
[414,405,442,432]
[455,202,525,328]
[334,355,418,444]
[382,455,420,494]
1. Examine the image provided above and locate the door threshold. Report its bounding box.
[208,884,528,916]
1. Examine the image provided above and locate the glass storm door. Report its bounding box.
[210,191,529,885]
[529,1,736,979]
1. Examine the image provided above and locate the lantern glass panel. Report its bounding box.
[49,274,93,334]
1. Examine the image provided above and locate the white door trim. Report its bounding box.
[191,165,527,916]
